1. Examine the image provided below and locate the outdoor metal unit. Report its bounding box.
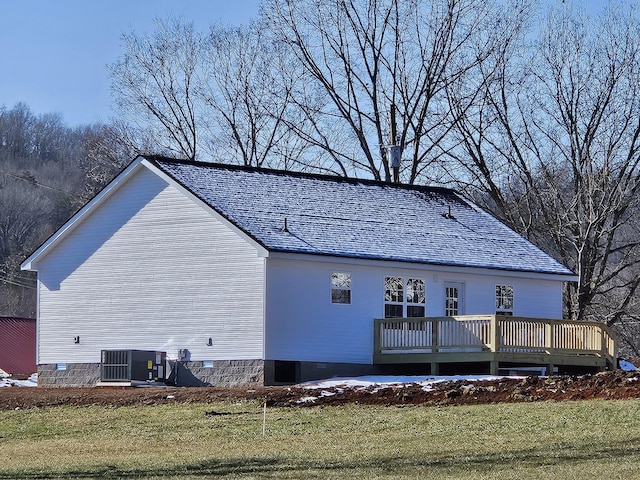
[100,350,166,383]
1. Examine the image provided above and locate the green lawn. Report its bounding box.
[1,399,640,479]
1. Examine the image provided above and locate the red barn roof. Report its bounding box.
[0,317,36,375]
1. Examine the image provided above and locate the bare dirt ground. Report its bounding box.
[2,370,640,410]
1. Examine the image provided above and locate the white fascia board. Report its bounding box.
[140,159,269,258]
[266,251,579,282]
[21,156,148,271]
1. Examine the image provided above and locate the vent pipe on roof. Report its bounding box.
[281,217,290,233]
[442,206,455,220]
[387,104,401,183]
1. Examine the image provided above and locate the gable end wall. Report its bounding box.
[34,167,265,366]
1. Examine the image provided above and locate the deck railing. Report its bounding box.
[374,315,615,362]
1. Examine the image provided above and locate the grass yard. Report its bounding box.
[1,399,640,479]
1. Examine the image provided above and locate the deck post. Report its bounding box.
[490,315,500,352]
[373,319,382,357]
[490,359,499,375]
[545,322,553,355]
[489,316,500,375]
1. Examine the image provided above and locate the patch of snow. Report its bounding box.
[0,372,37,388]
[301,375,430,389]
[296,396,318,404]
[301,374,513,393]
[620,360,637,371]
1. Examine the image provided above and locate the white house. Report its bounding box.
[21,156,615,386]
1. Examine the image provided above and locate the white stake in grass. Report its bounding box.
[262,400,267,436]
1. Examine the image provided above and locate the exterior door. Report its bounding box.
[445,282,464,316]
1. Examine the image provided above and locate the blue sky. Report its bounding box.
[0,0,261,126]
[1,1,607,127]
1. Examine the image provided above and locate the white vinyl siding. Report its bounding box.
[448,275,561,319]
[264,258,566,365]
[35,168,265,364]
[265,258,381,364]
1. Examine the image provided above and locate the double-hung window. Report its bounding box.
[384,277,425,318]
[495,285,514,315]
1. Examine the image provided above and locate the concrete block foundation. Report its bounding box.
[38,359,396,387]
[38,363,101,387]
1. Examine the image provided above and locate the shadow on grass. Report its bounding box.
[4,438,640,478]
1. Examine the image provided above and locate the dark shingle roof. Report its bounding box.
[149,157,574,276]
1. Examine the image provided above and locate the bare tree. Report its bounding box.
[0,103,35,161]
[448,2,640,324]
[0,181,53,316]
[77,121,142,199]
[109,19,200,160]
[265,0,525,181]
[198,21,311,169]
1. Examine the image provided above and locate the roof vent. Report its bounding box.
[442,206,455,220]
[281,217,290,233]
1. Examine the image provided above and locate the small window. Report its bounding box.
[202,360,214,368]
[55,363,67,371]
[331,272,352,304]
[496,285,514,315]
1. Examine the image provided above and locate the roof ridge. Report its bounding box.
[143,155,457,196]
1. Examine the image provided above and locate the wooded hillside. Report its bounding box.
[0,103,132,317]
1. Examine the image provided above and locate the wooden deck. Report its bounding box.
[374,315,616,375]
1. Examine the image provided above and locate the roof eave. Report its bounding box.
[266,250,578,281]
